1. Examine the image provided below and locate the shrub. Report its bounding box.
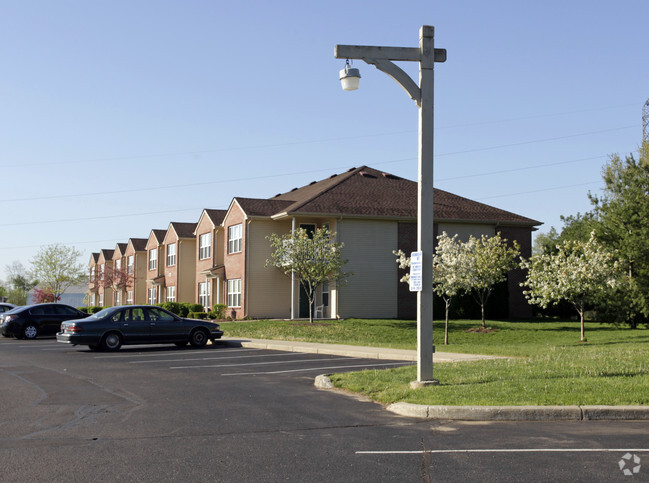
[188,311,208,320]
[79,306,104,314]
[160,302,182,315]
[209,304,228,319]
[185,303,204,314]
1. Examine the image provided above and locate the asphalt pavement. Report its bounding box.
[220,336,649,421]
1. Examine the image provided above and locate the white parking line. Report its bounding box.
[130,351,308,364]
[356,448,649,455]
[220,362,413,376]
[93,347,265,359]
[169,356,361,370]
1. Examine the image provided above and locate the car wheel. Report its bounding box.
[100,332,122,351]
[189,329,208,348]
[23,324,39,340]
[174,341,188,347]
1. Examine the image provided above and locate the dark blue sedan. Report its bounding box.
[57,305,223,351]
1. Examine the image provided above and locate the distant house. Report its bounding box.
[145,229,167,305]
[194,209,227,311]
[123,237,148,305]
[161,222,197,304]
[27,283,88,307]
[96,249,114,308]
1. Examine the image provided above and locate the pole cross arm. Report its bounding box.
[334,45,447,63]
[334,44,446,106]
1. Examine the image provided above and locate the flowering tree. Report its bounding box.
[433,233,475,343]
[93,265,134,305]
[266,227,349,323]
[521,233,621,342]
[464,234,520,329]
[32,287,60,303]
[395,232,474,345]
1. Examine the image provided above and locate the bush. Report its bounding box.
[188,311,208,320]
[209,304,228,320]
[185,303,204,314]
[79,306,103,314]
[159,302,182,315]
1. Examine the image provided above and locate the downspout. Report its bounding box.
[291,217,296,320]
[245,219,250,318]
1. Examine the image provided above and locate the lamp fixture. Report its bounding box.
[339,59,360,91]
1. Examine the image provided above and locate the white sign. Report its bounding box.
[409,251,423,292]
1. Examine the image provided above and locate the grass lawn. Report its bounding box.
[221,318,649,406]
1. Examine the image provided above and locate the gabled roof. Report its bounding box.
[168,222,197,239]
[149,229,167,245]
[266,166,540,226]
[113,243,128,259]
[97,249,114,264]
[203,209,227,225]
[128,238,148,252]
[89,253,99,266]
[194,209,228,235]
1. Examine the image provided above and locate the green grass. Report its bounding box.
[220,318,649,406]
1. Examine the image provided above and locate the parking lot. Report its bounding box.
[2,336,649,482]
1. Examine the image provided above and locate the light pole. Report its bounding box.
[335,26,446,385]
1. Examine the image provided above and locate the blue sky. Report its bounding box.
[1,0,647,281]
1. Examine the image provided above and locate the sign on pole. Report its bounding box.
[409,251,423,292]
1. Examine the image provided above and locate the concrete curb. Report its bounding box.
[314,375,649,421]
[219,338,649,421]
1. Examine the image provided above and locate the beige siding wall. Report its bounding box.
[178,239,196,302]
[337,219,398,319]
[437,223,495,241]
[246,219,293,318]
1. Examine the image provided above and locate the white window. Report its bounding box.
[228,224,242,254]
[89,293,96,306]
[322,281,330,307]
[114,291,121,306]
[147,287,157,305]
[99,293,104,307]
[227,279,241,307]
[199,233,212,260]
[149,249,157,270]
[166,286,176,302]
[127,290,133,304]
[115,259,121,271]
[198,281,210,309]
[99,264,105,281]
[90,267,96,282]
[127,255,134,274]
[167,243,176,267]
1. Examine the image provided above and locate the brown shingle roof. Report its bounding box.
[129,238,148,252]
[204,209,227,225]
[169,222,197,239]
[268,166,540,226]
[235,198,294,217]
[150,229,166,244]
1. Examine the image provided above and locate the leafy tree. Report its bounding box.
[587,142,649,327]
[521,233,622,342]
[30,244,86,301]
[464,233,520,329]
[266,227,348,323]
[4,261,38,305]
